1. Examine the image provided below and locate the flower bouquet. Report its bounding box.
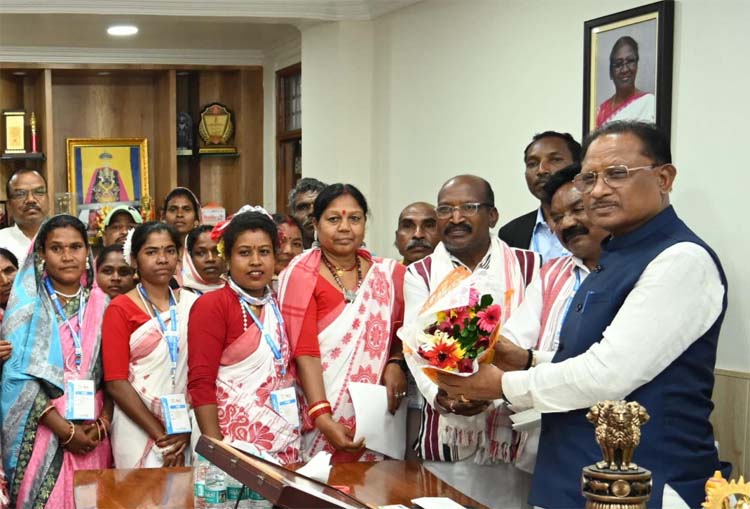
[402,283,502,382]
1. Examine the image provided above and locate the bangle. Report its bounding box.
[309,405,332,421]
[386,357,408,373]
[524,348,534,370]
[61,422,76,446]
[307,400,332,421]
[39,405,55,420]
[307,400,330,415]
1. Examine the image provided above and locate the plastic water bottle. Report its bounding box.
[246,488,272,509]
[204,463,227,508]
[193,454,209,509]
[226,475,251,509]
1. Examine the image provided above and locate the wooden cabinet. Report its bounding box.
[0,64,263,214]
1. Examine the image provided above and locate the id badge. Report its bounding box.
[160,393,192,434]
[66,379,96,421]
[270,387,300,428]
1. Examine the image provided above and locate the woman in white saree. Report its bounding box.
[102,222,197,468]
[188,208,300,464]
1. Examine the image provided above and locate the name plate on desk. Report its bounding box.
[195,435,370,509]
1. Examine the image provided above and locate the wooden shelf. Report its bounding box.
[0,64,264,213]
[1,152,45,160]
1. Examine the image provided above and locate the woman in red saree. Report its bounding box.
[188,207,300,464]
[278,184,407,462]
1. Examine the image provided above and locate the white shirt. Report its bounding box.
[0,224,33,266]
[501,256,590,365]
[502,242,724,413]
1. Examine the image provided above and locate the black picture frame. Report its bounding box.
[583,1,674,138]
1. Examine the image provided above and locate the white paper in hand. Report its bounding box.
[509,408,542,431]
[348,382,407,459]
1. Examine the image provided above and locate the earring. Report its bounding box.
[41,259,46,272]
[85,259,91,271]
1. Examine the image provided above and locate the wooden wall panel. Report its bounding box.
[711,369,750,479]
[198,70,242,212]
[51,72,158,203]
[153,70,177,211]
[237,68,264,209]
[0,72,24,200]
[34,69,54,198]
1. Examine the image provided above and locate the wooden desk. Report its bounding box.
[74,461,487,508]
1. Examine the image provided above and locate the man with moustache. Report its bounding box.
[437,122,728,509]
[101,205,143,247]
[401,175,536,508]
[498,131,581,262]
[490,162,609,474]
[0,169,49,265]
[288,177,327,248]
[395,202,439,265]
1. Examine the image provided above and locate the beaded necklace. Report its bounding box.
[321,252,362,303]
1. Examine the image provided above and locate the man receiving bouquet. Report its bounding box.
[399,175,539,509]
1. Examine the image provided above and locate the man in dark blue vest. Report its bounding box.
[437,121,728,508]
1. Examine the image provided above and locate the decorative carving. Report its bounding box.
[587,400,650,471]
[582,400,652,509]
[703,471,750,509]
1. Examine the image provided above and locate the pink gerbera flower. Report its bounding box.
[468,287,480,307]
[476,304,501,333]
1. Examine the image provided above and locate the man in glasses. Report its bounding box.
[0,168,50,265]
[488,162,609,473]
[498,131,581,263]
[287,177,327,249]
[400,175,539,508]
[436,122,728,509]
[101,205,143,247]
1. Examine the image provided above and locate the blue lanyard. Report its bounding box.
[238,297,286,376]
[138,284,179,388]
[44,277,85,370]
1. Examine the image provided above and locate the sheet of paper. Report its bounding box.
[349,382,407,460]
[411,497,466,509]
[295,450,332,483]
[509,408,542,431]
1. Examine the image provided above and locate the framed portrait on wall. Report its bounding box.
[66,137,149,241]
[583,1,674,137]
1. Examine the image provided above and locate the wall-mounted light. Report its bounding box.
[107,25,138,36]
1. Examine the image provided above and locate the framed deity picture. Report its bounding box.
[66,137,149,242]
[583,1,674,137]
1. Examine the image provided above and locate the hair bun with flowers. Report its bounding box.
[122,227,136,266]
[209,204,273,258]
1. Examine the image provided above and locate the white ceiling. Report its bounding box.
[0,14,301,50]
[0,0,421,63]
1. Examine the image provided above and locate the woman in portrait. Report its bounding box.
[271,213,305,292]
[95,244,135,300]
[278,184,407,463]
[188,208,300,464]
[596,36,656,127]
[182,225,226,295]
[102,222,196,468]
[1,215,113,509]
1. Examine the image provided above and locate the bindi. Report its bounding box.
[341,210,347,216]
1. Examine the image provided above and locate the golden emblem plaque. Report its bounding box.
[198,103,237,155]
[3,110,26,154]
[581,400,653,509]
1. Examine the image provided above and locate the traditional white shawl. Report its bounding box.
[110,291,197,468]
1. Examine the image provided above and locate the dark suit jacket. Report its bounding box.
[497,209,537,249]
